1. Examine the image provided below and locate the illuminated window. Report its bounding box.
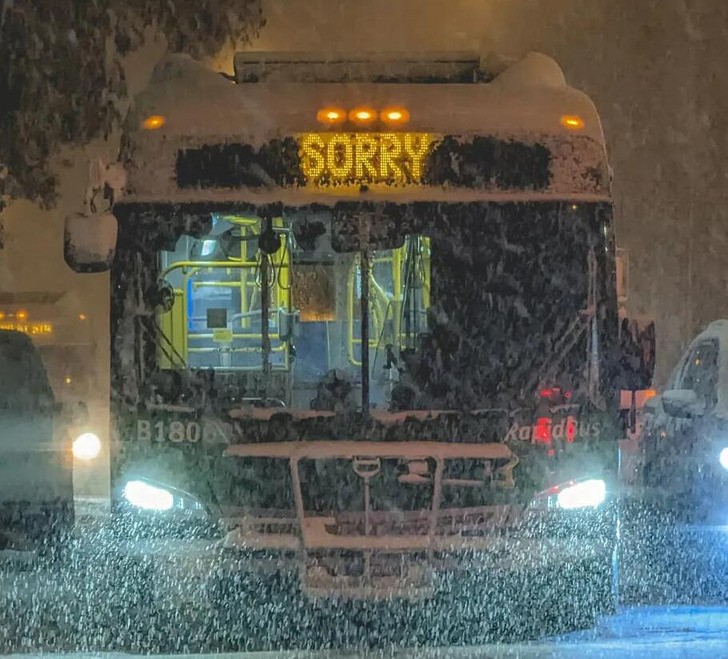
[347,236,431,366]
[156,215,291,371]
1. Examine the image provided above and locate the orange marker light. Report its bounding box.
[16,309,28,321]
[381,107,410,124]
[349,107,376,124]
[560,115,585,130]
[78,313,87,321]
[316,107,346,125]
[0,312,5,320]
[142,115,166,131]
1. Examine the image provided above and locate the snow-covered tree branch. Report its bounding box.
[0,0,264,213]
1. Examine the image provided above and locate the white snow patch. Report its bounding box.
[64,211,117,267]
[495,52,567,89]
[225,440,513,461]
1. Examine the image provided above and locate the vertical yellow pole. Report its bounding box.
[393,244,403,346]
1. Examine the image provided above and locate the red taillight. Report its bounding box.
[533,417,552,444]
[566,416,577,443]
[540,388,555,398]
[539,386,572,401]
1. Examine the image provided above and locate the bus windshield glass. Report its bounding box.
[112,201,611,413]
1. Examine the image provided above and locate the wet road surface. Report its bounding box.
[1,508,728,655]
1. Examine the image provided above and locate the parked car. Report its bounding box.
[642,320,728,522]
[0,329,74,555]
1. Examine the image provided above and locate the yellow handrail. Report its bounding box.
[158,255,291,368]
[160,260,259,279]
[188,332,288,348]
[346,238,431,367]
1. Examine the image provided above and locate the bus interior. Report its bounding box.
[147,201,606,414]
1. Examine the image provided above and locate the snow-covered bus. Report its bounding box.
[64,52,651,633]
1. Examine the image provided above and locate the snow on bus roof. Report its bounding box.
[225,440,514,461]
[121,52,609,206]
[131,52,605,147]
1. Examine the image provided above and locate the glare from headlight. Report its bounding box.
[123,480,174,511]
[720,448,728,471]
[556,479,607,510]
[72,432,101,460]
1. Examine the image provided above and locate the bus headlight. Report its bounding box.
[123,480,174,511]
[556,479,607,509]
[72,432,101,461]
[531,478,607,511]
[719,447,728,471]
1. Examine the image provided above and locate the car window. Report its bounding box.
[677,339,719,409]
[664,355,686,392]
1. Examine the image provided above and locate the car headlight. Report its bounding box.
[72,432,101,460]
[556,479,607,509]
[531,478,607,510]
[123,480,174,511]
[121,478,206,514]
[719,448,728,471]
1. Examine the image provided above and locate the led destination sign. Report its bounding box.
[298,132,435,185]
[174,135,553,191]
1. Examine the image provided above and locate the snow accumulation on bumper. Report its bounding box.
[94,507,613,603]
[210,501,615,600]
[166,439,613,600]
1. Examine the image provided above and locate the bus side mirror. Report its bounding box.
[64,211,118,273]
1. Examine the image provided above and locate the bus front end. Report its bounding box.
[65,52,636,635]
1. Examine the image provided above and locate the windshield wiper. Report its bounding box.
[142,318,188,370]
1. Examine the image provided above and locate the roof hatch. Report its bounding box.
[232,51,492,84]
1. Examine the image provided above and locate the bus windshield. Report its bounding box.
[112,201,611,413]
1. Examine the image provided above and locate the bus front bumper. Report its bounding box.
[76,507,616,627]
